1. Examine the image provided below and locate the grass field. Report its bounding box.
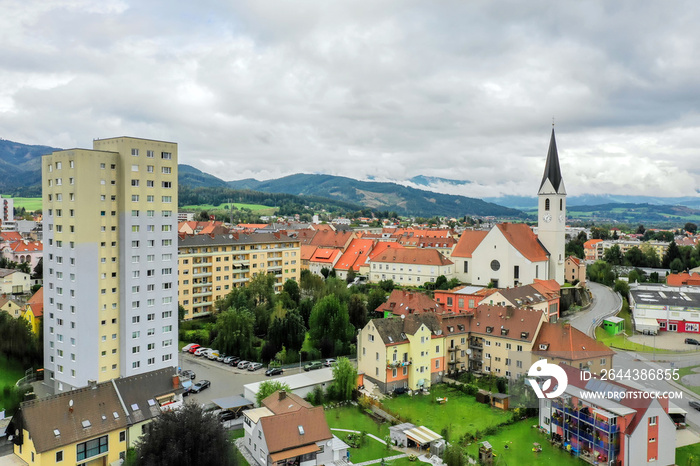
[677,364,700,396]
[325,406,394,463]
[465,419,584,466]
[180,202,276,215]
[3,196,42,212]
[0,355,26,413]
[381,385,513,439]
[677,442,700,466]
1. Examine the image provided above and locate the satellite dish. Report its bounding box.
[229,234,233,239]
[69,400,73,407]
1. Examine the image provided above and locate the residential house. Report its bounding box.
[433,286,496,314]
[531,322,614,374]
[367,248,453,286]
[357,313,445,393]
[243,390,348,466]
[375,290,444,317]
[1,240,43,271]
[538,364,676,466]
[333,238,374,280]
[0,294,24,319]
[583,239,602,261]
[178,232,300,319]
[397,234,457,259]
[483,280,561,322]
[357,242,404,277]
[0,268,30,295]
[23,287,43,335]
[565,255,586,286]
[308,248,342,277]
[666,272,700,287]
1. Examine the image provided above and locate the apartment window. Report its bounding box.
[162,181,172,188]
[132,148,139,156]
[163,325,172,333]
[161,152,172,159]
[132,210,139,217]
[147,180,154,187]
[147,313,155,321]
[147,195,154,202]
[131,164,139,172]
[162,196,172,203]
[132,241,140,248]
[649,416,657,426]
[132,195,139,202]
[163,354,172,361]
[131,179,139,187]
[132,361,140,369]
[132,331,140,338]
[148,328,155,336]
[132,346,140,354]
[147,150,154,158]
[56,451,63,462]
[148,357,155,365]
[148,343,155,350]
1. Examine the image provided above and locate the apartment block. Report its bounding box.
[43,137,178,392]
[178,232,301,319]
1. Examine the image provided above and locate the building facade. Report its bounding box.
[43,137,179,392]
[177,232,301,320]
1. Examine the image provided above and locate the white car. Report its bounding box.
[207,350,220,360]
[194,347,210,357]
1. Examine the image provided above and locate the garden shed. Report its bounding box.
[389,422,444,456]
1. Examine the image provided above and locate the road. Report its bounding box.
[567,281,621,336]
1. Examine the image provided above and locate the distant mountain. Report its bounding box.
[179,164,228,188]
[0,139,61,196]
[485,194,700,210]
[226,173,523,218]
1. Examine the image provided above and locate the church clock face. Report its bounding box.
[559,213,565,223]
[542,213,552,223]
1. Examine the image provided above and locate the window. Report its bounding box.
[545,198,550,211]
[162,181,172,188]
[56,451,64,462]
[131,164,139,172]
[120,431,126,442]
[131,179,139,187]
[132,148,139,156]
[162,196,172,203]
[649,416,657,426]
[147,150,154,158]
[77,435,108,461]
[161,152,172,159]
[162,166,172,174]
[147,180,154,187]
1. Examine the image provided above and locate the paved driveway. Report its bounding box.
[566,282,621,336]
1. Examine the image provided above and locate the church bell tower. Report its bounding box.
[537,128,566,284]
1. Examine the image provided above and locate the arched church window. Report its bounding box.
[545,198,550,211]
[559,199,563,210]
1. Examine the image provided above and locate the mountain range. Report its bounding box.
[2,139,699,222]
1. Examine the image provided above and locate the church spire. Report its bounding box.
[539,128,565,194]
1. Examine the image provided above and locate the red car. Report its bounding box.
[187,344,201,354]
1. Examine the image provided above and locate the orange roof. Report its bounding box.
[309,230,355,249]
[532,279,561,296]
[496,223,549,262]
[309,248,341,263]
[666,272,700,287]
[370,248,453,266]
[583,239,603,249]
[533,322,614,361]
[237,223,269,229]
[27,287,43,317]
[376,290,444,316]
[10,241,42,252]
[367,241,405,260]
[0,231,22,242]
[312,224,335,232]
[451,230,488,258]
[300,245,317,261]
[566,255,581,266]
[334,239,375,271]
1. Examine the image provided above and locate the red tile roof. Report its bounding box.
[367,241,405,260]
[309,230,355,248]
[532,322,613,361]
[27,287,43,318]
[496,223,549,262]
[300,245,317,261]
[370,248,453,266]
[309,248,341,263]
[451,230,489,258]
[10,240,43,252]
[0,231,22,242]
[566,255,581,266]
[666,272,700,286]
[376,290,444,316]
[583,239,603,249]
[334,239,375,271]
[469,304,544,342]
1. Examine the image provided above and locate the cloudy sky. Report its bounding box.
[2,0,700,198]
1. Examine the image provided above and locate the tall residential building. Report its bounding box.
[178,232,301,320]
[43,137,178,392]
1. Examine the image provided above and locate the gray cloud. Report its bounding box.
[1,0,700,198]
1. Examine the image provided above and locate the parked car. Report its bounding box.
[304,361,323,371]
[191,380,211,393]
[265,368,284,376]
[180,369,196,380]
[237,360,250,369]
[217,353,227,362]
[223,356,236,364]
[323,358,336,367]
[182,343,198,352]
[187,344,201,354]
[207,350,220,360]
[689,400,700,411]
[218,410,237,422]
[229,356,241,366]
[194,347,210,356]
[686,338,700,345]
[248,362,264,371]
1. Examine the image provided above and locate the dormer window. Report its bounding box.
[501,328,509,336]
[486,326,493,334]
[298,425,305,435]
[539,344,549,350]
[521,332,529,339]
[81,420,91,428]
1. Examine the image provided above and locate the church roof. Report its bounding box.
[496,223,549,262]
[539,128,565,194]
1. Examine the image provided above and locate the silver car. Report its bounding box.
[237,360,250,369]
[248,362,264,371]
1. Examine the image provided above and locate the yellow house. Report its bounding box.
[10,381,129,466]
[357,313,446,393]
[0,294,24,319]
[22,287,43,335]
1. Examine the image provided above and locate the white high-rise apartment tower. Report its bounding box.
[42,137,178,392]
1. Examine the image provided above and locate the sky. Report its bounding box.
[2,0,700,199]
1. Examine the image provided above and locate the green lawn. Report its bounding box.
[180,202,276,214]
[325,406,395,463]
[677,442,700,466]
[677,364,700,396]
[465,419,584,466]
[0,355,26,413]
[381,385,512,439]
[229,429,249,465]
[595,327,687,354]
[3,196,42,212]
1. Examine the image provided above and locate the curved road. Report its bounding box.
[567,281,622,336]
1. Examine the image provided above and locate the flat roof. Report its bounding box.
[404,426,443,445]
[211,395,254,410]
[635,317,660,328]
[244,368,335,395]
[453,286,484,295]
[604,317,624,324]
[631,286,700,309]
[244,407,274,424]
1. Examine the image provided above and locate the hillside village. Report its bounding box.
[0,132,699,466]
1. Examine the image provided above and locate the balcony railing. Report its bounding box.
[448,345,460,352]
[387,360,412,369]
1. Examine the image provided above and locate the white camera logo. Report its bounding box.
[527,359,568,399]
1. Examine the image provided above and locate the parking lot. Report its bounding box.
[177,351,307,406]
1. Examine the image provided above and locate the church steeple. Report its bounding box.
[538,128,566,195]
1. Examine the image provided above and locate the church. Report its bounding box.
[451,129,566,288]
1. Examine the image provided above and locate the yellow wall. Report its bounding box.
[23,307,41,335]
[14,428,126,466]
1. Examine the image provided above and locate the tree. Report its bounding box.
[624,246,644,267]
[670,258,684,273]
[685,223,698,234]
[197,210,210,221]
[31,258,42,279]
[256,381,292,405]
[267,309,307,353]
[309,295,355,357]
[378,279,394,292]
[347,294,368,330]
[346,269,357,284]
[367,288,387,317]
[320,267,331,279]
[133,402,236,466]
[17,261,30,274]
[587,261,616,286]
[636,224,646,235]
[614,279,630,298]
[603,245,623,265]
[331,357,358,402]
[664,241,681,268]
[443,443,467,466]
[282,279,300,305]
[211,307,255,359]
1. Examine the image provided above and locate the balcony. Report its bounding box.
[469,339,483,349]
[448,345,460,352]
[387,360,412,369]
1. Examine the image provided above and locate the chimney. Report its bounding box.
[172,375,179,389]
[279,390,287,400]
